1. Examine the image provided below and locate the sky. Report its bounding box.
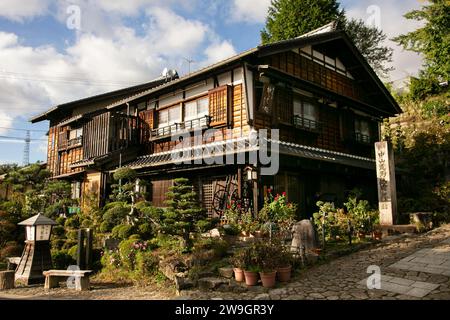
[0,0,424,165]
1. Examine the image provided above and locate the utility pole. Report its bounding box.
[23,130,30,166]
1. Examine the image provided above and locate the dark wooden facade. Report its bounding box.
[32,26,400,217]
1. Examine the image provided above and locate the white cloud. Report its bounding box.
[203,40,237,67]
[0,6,236,130]
[0,0,49,22]
[230,0,271,24]
[344,0,424,81]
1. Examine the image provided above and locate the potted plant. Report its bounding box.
[276,249,293,283]
[230,248,247,282]
[257,242,278,288]
[243,265,260,286]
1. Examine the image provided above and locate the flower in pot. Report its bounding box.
[230,248,247,282]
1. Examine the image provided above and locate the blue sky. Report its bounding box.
[0,0,424,165]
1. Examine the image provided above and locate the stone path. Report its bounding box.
[1,224,449,300]
[180,224,450,300]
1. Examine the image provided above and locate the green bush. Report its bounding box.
[102,202,129,225]
[137,223,153,239]
[100,221,114,233]
[68,245,78,261]
[65,216,80,229]
[119,239,138,271]
[51,238,66,250]
[135,251,159,276]
[55,216,66,225]
[81,219,92,228]
[111,224,134,240]
[52,225,65,237]
[52,250,75,269]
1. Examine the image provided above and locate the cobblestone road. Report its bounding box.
[181,224,450,300]
[1,224,449,300]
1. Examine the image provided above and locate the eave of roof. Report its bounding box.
[104,48,259,110]
[29,76,172,123]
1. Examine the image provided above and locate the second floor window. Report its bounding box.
[69,127,82,140]
[158,105,181,128]
[185,97,209,121]
[293,96,318,130]
[355,118,371,143]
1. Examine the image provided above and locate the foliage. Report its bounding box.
[118,239,150,271]
[344,190,379,234]
[344,18,393,77]
[102,202,129,226]
[52,250,76,269]
[392,0,450,81]
[193,238,229,260]
[261,0,344,44]
[111,224,135,240]
[313,201,349,241]
[260,0,393,76]
[383,95,450,214]
[135,251,159,276]
[160,178,209,251]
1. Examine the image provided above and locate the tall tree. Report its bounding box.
[344,18,393,77]
[261,0,394,77]
[261,0,345,44]
[161,178,209,251]
[392,0,450,81]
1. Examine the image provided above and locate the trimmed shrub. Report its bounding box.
[135,251,159,276]
[111,224,134,240]
[68,245,78,261]
[137,223,153,239]
[64,216,80,229]
[52,250,75,269]
[100,221,114,233]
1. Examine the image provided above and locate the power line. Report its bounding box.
[0,135,47,141]
[0,126,47,133]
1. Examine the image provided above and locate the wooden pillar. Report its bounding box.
[0,271,15,290]
[252,180,259,218]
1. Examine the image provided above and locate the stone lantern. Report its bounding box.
[15,213,57,285]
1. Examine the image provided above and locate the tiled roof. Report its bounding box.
[119,138,375,171]
[267,139,376,170]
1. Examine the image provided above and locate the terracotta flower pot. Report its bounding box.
[260,271,277,288]
[243,270,259,286]
[277,265,292,282]
[233,268,245,282]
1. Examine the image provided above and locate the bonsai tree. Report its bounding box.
[161,178,209,251]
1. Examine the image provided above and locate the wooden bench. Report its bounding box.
[43,270,92,291]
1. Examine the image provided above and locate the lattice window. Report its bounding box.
[201,179,214,217]
[208,85,230,126]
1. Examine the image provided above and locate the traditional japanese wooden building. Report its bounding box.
[31,23,401,218]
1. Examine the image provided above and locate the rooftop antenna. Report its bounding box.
[183,57,195,75]
[23,130,30,166]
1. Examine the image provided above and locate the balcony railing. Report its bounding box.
[151,115,211,139]
[293,115,320,132]
[355,132,371,144]
[58,135,82,150]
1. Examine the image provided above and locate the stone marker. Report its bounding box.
[291,219,318,253]
[0,271,15,290]
[375,141,398,225]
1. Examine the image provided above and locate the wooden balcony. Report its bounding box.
[58,135,82,151]
[293,115,321,133]
[150,115,211,140]
[354,132,372,145]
